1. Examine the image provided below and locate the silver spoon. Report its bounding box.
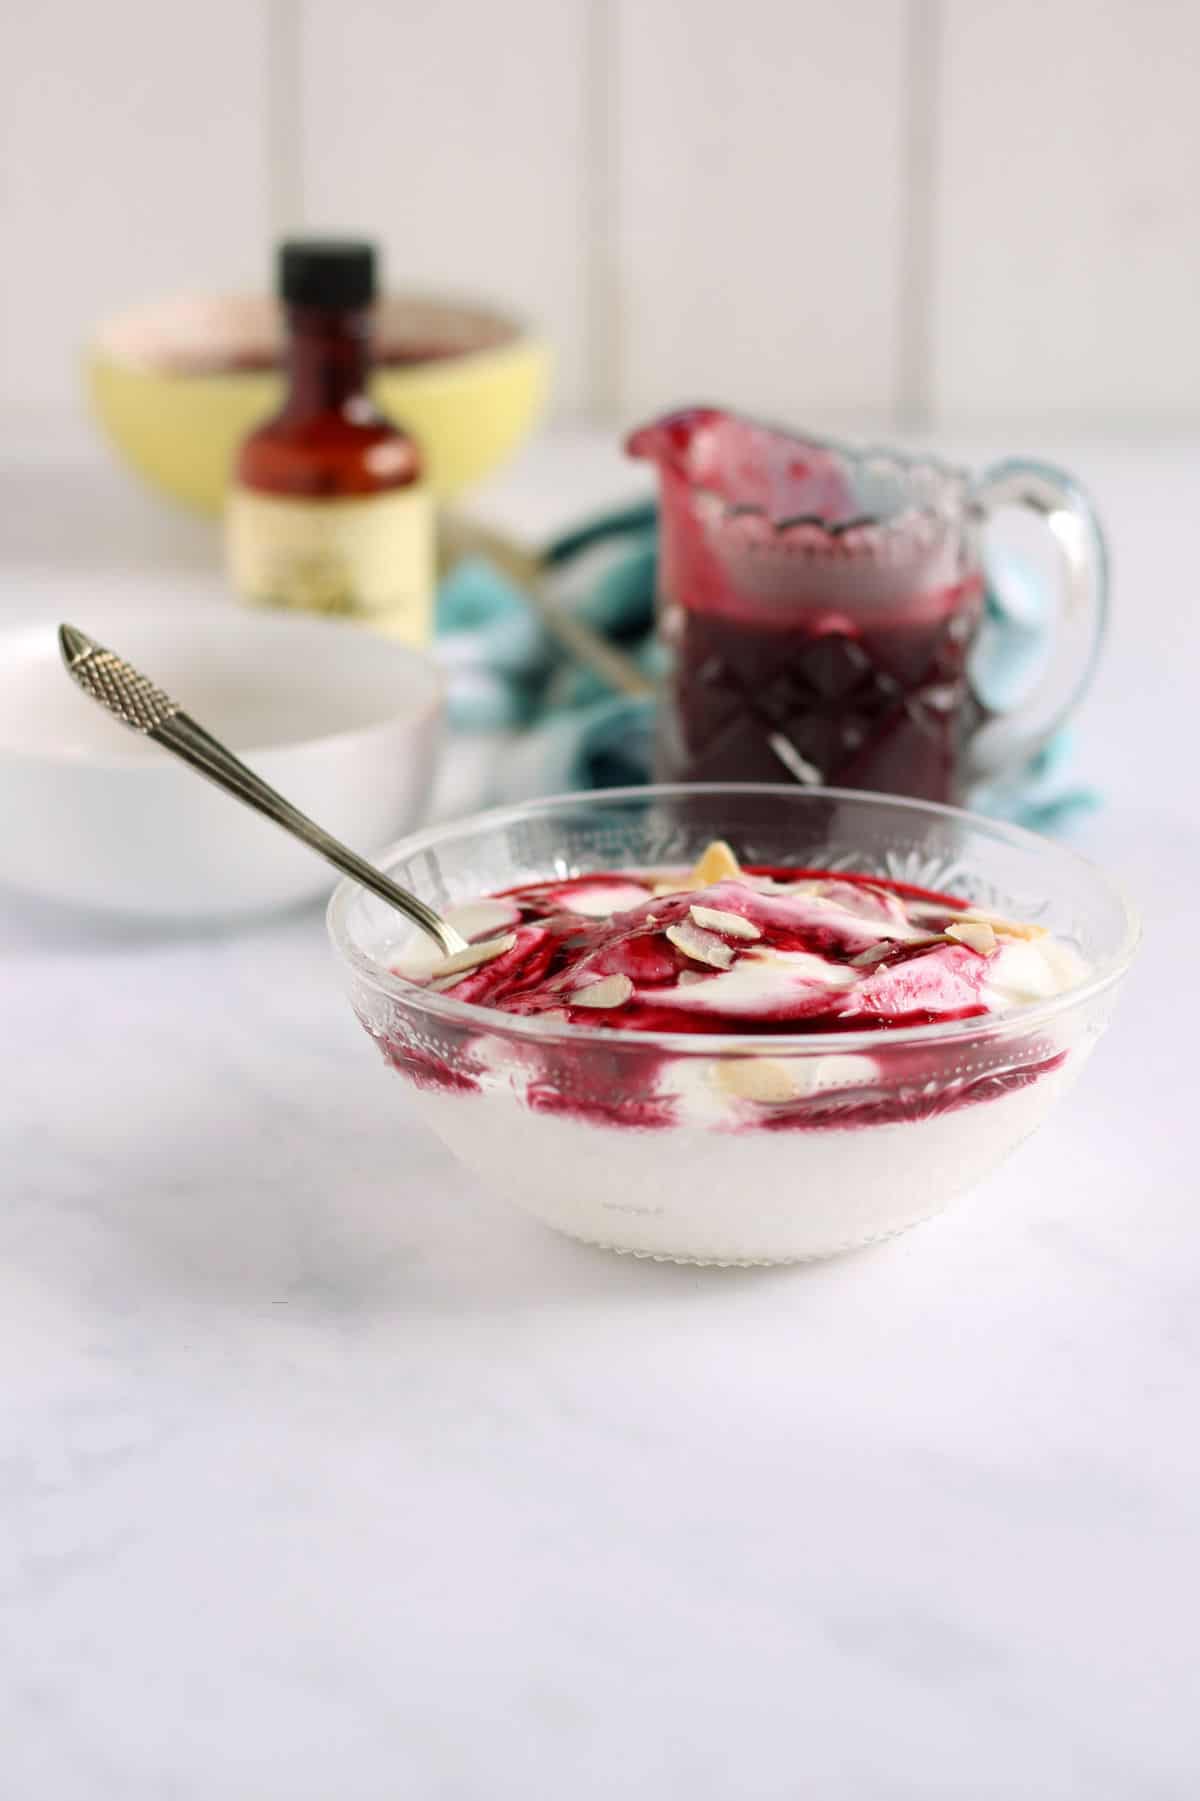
[58,623,466,956]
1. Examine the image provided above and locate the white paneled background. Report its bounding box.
[3,0,1200,434]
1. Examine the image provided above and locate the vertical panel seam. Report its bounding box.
[266,0,303,236]
[584,0,621,423]
[895,0,941,430]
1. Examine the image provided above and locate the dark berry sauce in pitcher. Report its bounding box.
[629,408,990,804]
[662,577,987,798]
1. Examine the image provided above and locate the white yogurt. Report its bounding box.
[408,1051,1086,1264]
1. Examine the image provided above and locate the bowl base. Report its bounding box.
[535,1204,950,1267]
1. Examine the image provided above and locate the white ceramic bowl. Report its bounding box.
[0,607,443,920]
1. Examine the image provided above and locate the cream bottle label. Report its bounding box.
[227,486,433,645]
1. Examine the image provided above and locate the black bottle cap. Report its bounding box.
[278,239,377,308]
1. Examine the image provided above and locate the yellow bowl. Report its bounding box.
[86,292,551,514]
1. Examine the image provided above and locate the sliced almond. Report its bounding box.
[906,899,953,922]
[444,897,522,941]
[960,906,1048,940]
[665,920,736,969]
[648,840,742,897]
[677,969,708,987]
[689,904,762,941]
[850,932,942,967]
[849,940,898,967]
[945,919,998,956]
[689,839,742,887]
[716,1054,876,1105]
[429,932,517,985]
[716,1058,800,1104]
[570,973,634,1009]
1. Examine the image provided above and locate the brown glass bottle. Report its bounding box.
[226,240,433,643]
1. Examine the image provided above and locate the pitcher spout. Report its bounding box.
[626,404,863,525]
[624,406,727,475]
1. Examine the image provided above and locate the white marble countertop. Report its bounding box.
[2,429,1197,1798]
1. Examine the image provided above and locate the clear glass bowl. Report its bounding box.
[327,785,1138,1265]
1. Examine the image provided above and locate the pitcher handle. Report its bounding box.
[966,459,1108,783]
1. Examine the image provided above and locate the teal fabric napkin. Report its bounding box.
[436,502,1098,831]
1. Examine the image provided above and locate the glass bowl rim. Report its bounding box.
[326,783,1140,1059]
